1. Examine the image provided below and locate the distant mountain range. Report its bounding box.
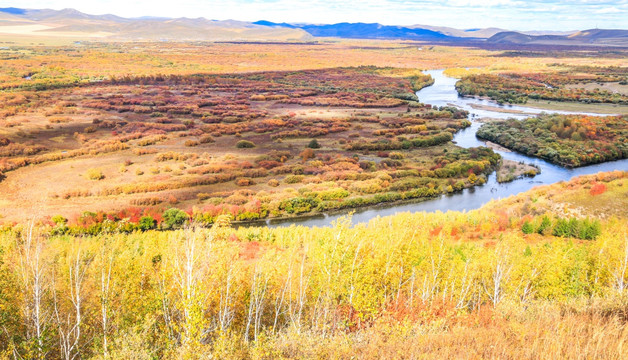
[253,21,455,41]
[1,7,627,47]
[487,29,628,47]
[0,7,311,41]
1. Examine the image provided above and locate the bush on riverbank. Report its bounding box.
[456,67,628,105]
[477,114,628,167]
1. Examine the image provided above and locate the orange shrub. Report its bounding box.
[236,178,255,186]
[590,182,607,196]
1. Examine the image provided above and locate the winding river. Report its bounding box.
[261,70,628,228]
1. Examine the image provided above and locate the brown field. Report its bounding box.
[1,41,627,91]
[0,66,491,225]
[0,40,626,228]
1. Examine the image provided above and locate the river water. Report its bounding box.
[261,70,628,228]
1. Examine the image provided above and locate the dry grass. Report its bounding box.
[565,82,628,96]
[525,99,628,115]
[264,300,628,360]
[484,171,628,219]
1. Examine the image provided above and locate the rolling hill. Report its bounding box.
[255,21,454,41]
[0,7,626,46]
[488,29,628,47]
[408,24,507,38]
[0,7,312,42]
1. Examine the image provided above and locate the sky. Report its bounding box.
[4,0,628,31]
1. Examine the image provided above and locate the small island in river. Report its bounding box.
[476,113,628,167]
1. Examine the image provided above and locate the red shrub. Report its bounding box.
[589,182,607,196]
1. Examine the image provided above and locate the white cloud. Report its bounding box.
[447,0,524,7]
[594,6,624,13]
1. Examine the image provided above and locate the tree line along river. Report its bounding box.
[257,69,628,228]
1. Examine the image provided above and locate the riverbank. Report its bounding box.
[92,68,627,231]
[261,69,628,227]
[459,96,625,116]
[484,141,511,152]
[523,99,628,115]
[468,102,535,115]
[1,172,626,359]
[476,114,628,168]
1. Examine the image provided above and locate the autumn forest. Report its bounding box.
[0,7,628,359]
